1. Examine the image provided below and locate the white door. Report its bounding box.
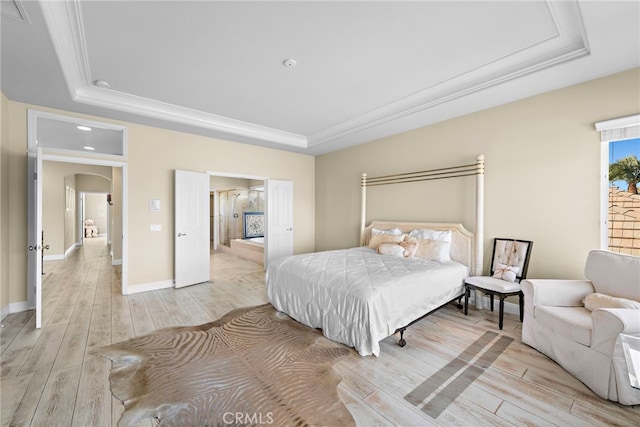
[175,170,210,288]
[266,180,293,266]
[27,148,43,328]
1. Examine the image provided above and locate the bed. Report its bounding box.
[266,221,474,356]
[266,155,485,357]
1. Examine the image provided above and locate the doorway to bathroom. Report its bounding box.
[217,186,265,247]
[211,176,265,266]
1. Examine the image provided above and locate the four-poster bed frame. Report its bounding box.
[266,154,486,355]
[359,154,486,346]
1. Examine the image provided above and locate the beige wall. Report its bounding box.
[6,98,29,304]
[316,68,640,280]
[112,167,123,262]
[1,92,8,315]
[210,176,255,190]
[2,99,315,305]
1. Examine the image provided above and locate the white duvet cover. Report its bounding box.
[266,247,468,356]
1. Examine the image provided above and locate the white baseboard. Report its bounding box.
[65,244,78,258]
[477,294,520,315]
[112,259,122,266]
[465,291,520,315]
[125,280,173,295]
[44,254,65,261]
[1,301,31,321]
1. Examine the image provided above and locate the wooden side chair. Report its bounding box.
[464,238,533,329]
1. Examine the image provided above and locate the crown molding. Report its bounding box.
[73,86,308,147]
[40,0,91,97]
[42,0,589,151]
[307,0,590,147]
[1,0,30,22]
[40,0,308,148]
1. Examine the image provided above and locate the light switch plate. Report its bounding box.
[149,199,161,212]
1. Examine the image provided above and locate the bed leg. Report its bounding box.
[454,296,463,309]
[398,328,407,347]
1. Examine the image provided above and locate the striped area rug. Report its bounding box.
[96,304,354,427]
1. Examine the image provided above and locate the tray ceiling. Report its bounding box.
[2,1,639,155]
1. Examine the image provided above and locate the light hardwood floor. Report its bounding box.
[1,237,639,426]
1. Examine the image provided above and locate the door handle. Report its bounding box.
[28,244,41,251]
[286,228,293,231]
[177,233,187,237]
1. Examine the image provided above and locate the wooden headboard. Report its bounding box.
[362,221,474,270]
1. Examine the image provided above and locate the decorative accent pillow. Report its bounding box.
[368,233,406,249]
[409,229,452,242]
[492,263,520,282]
[414,239,451,261]
[582,293,640,311]
[371,227,403,236]
[399,236,419,258]
[377,243,408,258]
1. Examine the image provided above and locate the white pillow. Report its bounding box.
[409,229,452,242]
[414,239,451,261]
[492,263,520,282]
[371,227,403,236]
[377,243,408,258]
[583,293,640,311]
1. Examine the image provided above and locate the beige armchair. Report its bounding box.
[521,250,640,405]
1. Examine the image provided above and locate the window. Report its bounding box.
[595,115,640,255]
[608,138,640,255]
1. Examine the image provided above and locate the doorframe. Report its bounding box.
[40,154,128,294]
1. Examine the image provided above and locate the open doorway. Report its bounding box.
[81,191,109,241]
[28,109,128,328]
[210,175,265,266]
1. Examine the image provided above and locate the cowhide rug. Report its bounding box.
[95,304,354,427]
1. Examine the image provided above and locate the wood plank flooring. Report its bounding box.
[1,237,639,426]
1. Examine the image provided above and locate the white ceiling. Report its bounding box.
[2,1,639,155]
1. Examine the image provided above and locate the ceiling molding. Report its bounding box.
[42,0,590,151]
[1,0,30,23]
[307,0,589,147]
[40,0,91,98]
[74,86,308,147]
[40,0,308,148]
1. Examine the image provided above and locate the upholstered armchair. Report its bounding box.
[521,250,640,405]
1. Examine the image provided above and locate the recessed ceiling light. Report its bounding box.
[77,125,92,131]
[83,146,95,150]
[94,79,111,88]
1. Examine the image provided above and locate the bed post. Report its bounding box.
[475,154,485,309]
[360,173,367,246]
